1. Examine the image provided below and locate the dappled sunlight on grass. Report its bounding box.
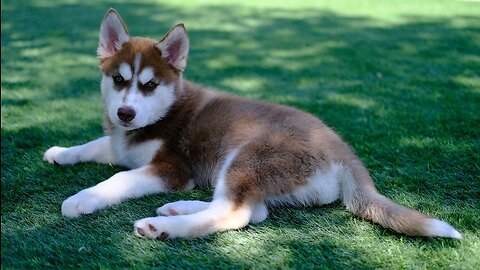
[220,76,268,94]
[202,54,241,70]
[398,137,472,152]
[452,75,480,94]
[325,93,376,110]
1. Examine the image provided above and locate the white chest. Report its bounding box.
[111,132,163,169]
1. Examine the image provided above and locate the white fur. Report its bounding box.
[157,200,210,216]
[250,202,268,223]
[155,24,189,71]
[138,67,154,85]
[156,200,268,224]
[44,146,70,164]
[110,132,162,169]
[267,163,343,207]
[97,10,129,58]
[119,62,132,81]
[213,148,242,199]
[43,136,115,165]
[62,166,165,217]
[426,219,463,239]
[134,53,141,72]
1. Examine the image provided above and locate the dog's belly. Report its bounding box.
[266,163,345,207]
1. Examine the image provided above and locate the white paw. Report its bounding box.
[43,146,77,165]
[134,216,177,240]
[61,191,106,217]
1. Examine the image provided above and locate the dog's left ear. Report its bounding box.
[155,24,189,71]
[97,9,130,59]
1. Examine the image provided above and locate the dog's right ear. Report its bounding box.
[97,9,130,59]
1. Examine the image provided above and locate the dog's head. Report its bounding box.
[97,9,189,130]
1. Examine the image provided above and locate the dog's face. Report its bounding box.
[97,9,189,130]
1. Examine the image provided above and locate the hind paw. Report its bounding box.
[134,217,176,240]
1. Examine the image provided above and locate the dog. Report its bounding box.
[43,9,462,240]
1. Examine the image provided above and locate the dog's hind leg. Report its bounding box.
[44,136,116,165]
[134,198,255,240]
[156,200,268,224]
[156,200,210,216]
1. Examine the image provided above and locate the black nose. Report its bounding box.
[117,106,136,123]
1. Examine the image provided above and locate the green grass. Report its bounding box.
[2,0,479,269]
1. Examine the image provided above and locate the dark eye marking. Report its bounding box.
[144,80,159,90]
[112,74,126,84]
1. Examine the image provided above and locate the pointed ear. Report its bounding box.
[97,9,130,59]
[155,24,189,71]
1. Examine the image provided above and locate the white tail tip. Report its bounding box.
[427,219,463,239]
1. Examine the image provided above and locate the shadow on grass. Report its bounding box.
[2,0,479,268]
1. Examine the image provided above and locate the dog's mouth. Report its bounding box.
[116,121,138,131]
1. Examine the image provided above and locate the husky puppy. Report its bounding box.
[44,9,461,240]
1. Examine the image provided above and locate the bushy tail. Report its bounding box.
[341,161,462,239]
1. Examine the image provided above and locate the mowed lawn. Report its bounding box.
[1,0,479,269]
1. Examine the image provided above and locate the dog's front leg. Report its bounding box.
[61,165,165,217]
[44,136,116,165]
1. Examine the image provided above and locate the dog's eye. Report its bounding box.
[112,74,125,83]
[144,80,159,90]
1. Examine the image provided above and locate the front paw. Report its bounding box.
[62,191,106,217]
[44,146,77,165]
[134,217,175,240]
